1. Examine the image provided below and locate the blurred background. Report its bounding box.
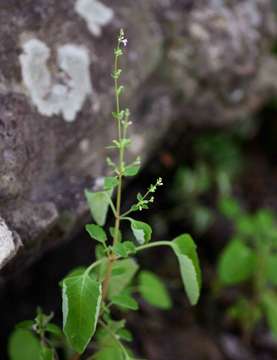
[1,1,277,359]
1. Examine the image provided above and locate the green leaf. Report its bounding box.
[218,238,256,285]
[45,323,63,337]
[113,243,128,258]
[118,328,133,342]
[219,197,242,219]
[94,339,124,360]
[124,165,140,177]
[109,259,139,298]
[86,224,107,244]
[15,320,34,330]
[262,292,277,337]
[8,329,41,360]
[110,227,122,242]
[62,272,102,353]
[130,219,152,244]
[112,242,137,258]
[266,255,277,285]
[172,234,201,305]
[111,293,139,310]
[104,176,119,190]
[138,271,172,310]
[85,189,112,226]
[40,346,54,360]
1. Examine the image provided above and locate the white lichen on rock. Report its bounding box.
[0,217,19,270]
[20,39,92,122]
[75,0,114,36]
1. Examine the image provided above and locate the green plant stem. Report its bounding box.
[85,258,106,276]
[103,37,125,300]
[136,241,172,253]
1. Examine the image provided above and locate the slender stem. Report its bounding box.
[102,34,126,300]
[136,241,172,253]
[85,258,106,275]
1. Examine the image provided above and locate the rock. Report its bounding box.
[0,0,276,274]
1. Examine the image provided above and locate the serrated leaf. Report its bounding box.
[262,292,277,337]
[109,259,139,298]
[111,293,139,310]
[218,238,256,285]
[130,219,152,244]
[138,271,172,310]
[85,189,112,226]
[62,273,102,353]
[8,329,41,360]
[104,176,119,190]
[172,234,201,305]
[86,224,107,244]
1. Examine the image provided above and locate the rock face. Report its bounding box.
[0,0,276,274]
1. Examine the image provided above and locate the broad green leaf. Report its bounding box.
[85,189,112,226]
[104,176,119,190]
[109,259,139,298]
[262,292,277,337]
[172,234,201,305]
[218,238,256,285]
[111,293,139,310]
[266,255,277,285]
[8,329,41,360]
[62,273,102,353]
[130,219,152,244]
[86,224,107,244]
[138,271,172,310]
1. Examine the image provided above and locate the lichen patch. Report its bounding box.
[75,0,114,37]
[20,39,92,122]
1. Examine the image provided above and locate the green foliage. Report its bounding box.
[85,189,112,226]
[8,329,42,360]
[170,133,243,234]
[172,234,201,305]
[218,238,256,285]
[9,29,202,360]
[8,308,62,360]
[138,271,172,309]
[62,272,102,353]
[129,219,152,244]
[218,197,277,339]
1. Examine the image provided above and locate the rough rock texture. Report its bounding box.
[0,0,277,275]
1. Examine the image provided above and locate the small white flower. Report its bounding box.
[122,38,128,47]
